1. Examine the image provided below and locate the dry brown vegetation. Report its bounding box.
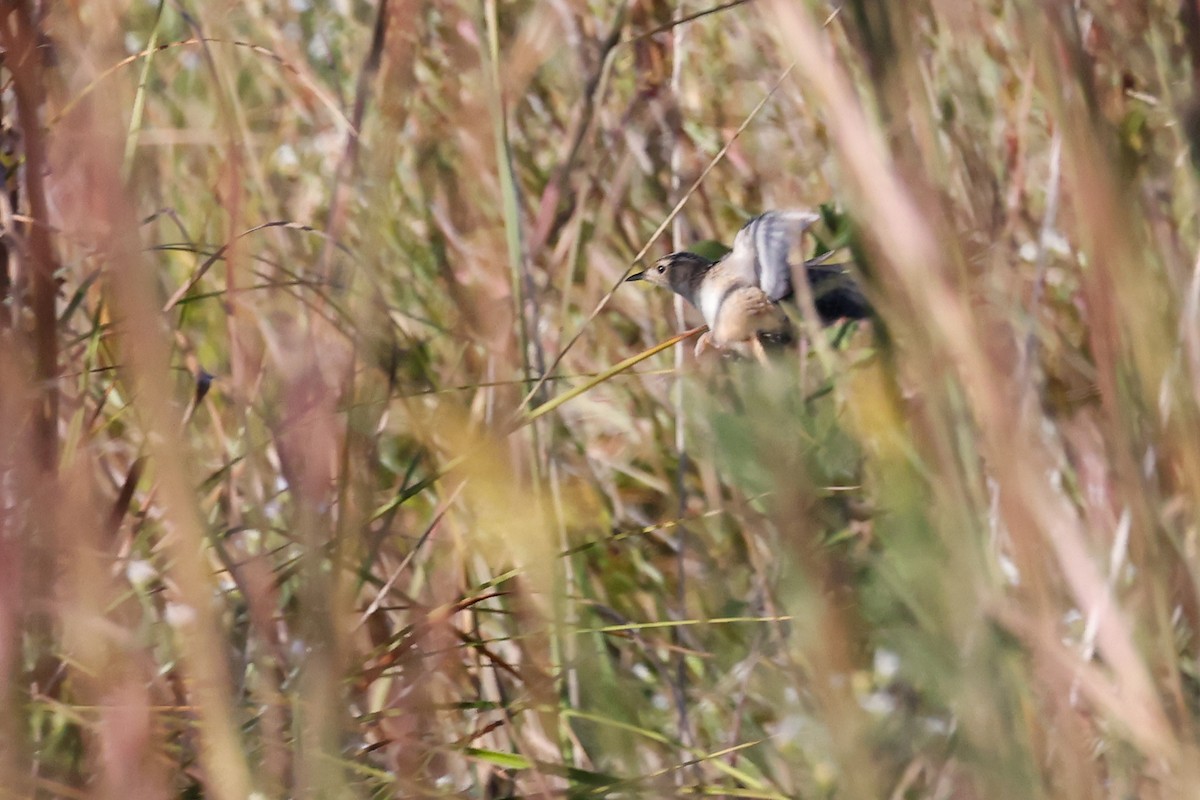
[3,0,1200,797]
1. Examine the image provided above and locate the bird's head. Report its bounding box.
[625,251,713,297]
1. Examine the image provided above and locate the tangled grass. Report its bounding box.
[3,1,1200,797]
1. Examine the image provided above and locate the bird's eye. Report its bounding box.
[656,264,666,273]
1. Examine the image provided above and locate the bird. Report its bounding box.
[625,209,870,358]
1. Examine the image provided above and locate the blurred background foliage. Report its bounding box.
[3,0,1200,797]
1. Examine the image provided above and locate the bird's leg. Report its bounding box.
[750,336,771,366]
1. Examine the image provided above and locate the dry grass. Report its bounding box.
[3,0,1200,797]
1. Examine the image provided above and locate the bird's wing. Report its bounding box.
[722,209,820,302]
[806,262,871,322]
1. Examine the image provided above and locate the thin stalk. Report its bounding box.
[669,0,696,758]
[122,0,165,179]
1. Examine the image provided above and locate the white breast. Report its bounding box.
[698,280,726,327]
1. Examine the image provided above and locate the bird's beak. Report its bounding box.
[625,271,646,282]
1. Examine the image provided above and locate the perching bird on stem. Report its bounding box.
[626,209,869,358]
